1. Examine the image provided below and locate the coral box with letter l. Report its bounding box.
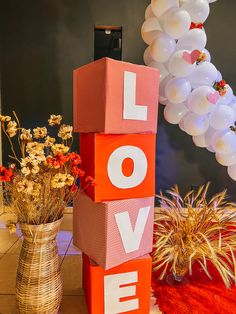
[80,133,156,202]
[73,57,159,134]
[82,253,152,314]
[73,191,154,269]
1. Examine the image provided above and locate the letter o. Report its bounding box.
[107,145,148,189]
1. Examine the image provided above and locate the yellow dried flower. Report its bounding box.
[20,128,32,142]
[26,142,44,153]
[0,115,11,122]
[58,124,73,140]
[44,136,56,147]
[20,157,40,176]
[51,173,67,188]
[65,174,74,186]
[48,114,62,126]
[26,142,45,162]
[33,127,47,139]
[16,178,34,194]
[51,143,69,155]
[30,152,45,163]
[6,121,17,137]
[6,221,17,234]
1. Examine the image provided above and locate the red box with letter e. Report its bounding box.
[82,253,152,314]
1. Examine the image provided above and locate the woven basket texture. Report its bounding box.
[16,218,63,314]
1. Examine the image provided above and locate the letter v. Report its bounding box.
[115,206,150,253]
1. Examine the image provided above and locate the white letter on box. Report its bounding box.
[115,206,151,253]
[123,71,148,121]
[104,271,139,314]
[107,145,147,189]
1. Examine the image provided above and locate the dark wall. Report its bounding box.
[0,0,148,124]
[1,0,236,198]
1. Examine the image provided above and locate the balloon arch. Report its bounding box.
[141,0,236,181]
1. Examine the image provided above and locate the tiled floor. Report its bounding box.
[0,211,161,314]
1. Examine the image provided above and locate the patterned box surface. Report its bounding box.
[80,133,156,202]
[73,192,154,270]
[73,57,159,134]
[83,253,152,314]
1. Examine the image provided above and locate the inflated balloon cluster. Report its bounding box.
[141,0,236,181]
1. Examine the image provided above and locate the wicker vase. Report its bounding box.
[16,218,63,314]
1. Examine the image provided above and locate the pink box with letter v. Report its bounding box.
[73,57,159,134]
[73,191,154,270]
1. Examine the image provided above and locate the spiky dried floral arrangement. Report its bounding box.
[0,112,94,227]
[153,183,236,288]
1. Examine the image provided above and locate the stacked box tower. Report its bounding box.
[73,57,159,314]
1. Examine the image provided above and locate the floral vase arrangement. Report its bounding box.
[0,112,94,313]
[153,183,236,288]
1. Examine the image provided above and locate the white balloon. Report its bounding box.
[162,8,191,39]
[143,47,153,65]
[176,29,207,51]
[227,164,236,181]
[204,127,219,147]
[168,50,196,77]
[165,78,191,104]
[212,130,236,154]
[187,86,218,114]
[193,134,207,147]
[184,113,209,136]
[228,101,236,120]
[159,75,173,103]
[216,152,236,167]
[231,95,236,104]
[149,31,176,63]
[164,102,189,124]
[216,71,222,82]
[141,17,162,45]
[151,0,179,18]
[231,95,236,103]
[210,105,235,130]
[180,0,190,3]
[148,61,169,82]
[207,145,215,153]
[160,99,168,105]
[179,115,188,132]
[218,85,234,105]
[188,62,218,88]
[182,0,210,23]
[145,4,155,19]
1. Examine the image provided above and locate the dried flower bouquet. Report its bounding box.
[0,112,93,226]
[153,183,236,288]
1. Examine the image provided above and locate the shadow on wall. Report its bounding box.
[156,106,236,201]
[0,1,63,126]
[0,1,62,163]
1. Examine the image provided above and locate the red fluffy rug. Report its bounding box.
[152,262,236,314]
